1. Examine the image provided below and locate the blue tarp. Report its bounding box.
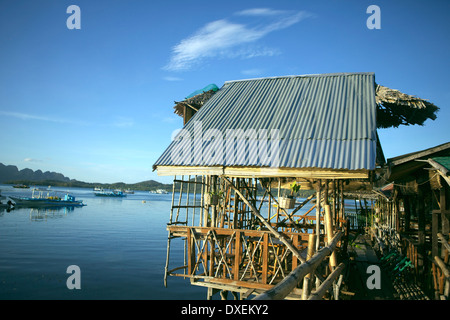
[185,84,219,99]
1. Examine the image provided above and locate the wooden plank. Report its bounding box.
[167,225,312,242]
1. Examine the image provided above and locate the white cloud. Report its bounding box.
[164,9,310,71]
[163,76,183,81]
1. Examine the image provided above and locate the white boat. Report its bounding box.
[94,189,126,197]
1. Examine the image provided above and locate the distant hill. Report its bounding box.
[0,163,172,191]
[0,163,70,183]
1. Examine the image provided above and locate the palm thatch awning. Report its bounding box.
[375,84,439,128]
[173,86,219,117]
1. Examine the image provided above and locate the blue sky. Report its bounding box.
[0,0,449,184]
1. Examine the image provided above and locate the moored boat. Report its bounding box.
[94,189,126,197]
[9,188,85,208]
[13,184,29,189]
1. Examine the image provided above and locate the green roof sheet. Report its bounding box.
[432,156,450,171]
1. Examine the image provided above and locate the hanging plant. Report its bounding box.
[204,190,223,206]
[279,181,301,209]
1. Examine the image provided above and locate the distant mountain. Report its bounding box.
[0,163,70,183]
[0,163,172,191]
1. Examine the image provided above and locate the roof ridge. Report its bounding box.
[225,72,375,84]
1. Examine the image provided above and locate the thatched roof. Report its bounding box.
[375,84,439,128]
[173,87,218,117]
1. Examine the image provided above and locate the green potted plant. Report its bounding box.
[204,190,223,206]
[279,181,301,209]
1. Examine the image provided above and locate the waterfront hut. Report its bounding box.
[374,142,450,299]
[153,72,391,299]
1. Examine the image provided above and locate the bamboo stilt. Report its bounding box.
[301,233,316,300]
[325,204,337,268]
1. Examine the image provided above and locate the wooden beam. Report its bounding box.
[156,165,369,179]
[438,233,450,254]
[434,256,450,280]
[308,262,345,300]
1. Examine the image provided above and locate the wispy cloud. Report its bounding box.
[241,68,265,76]
[0,110,135,128]
[164,8,311,71]
[24,158,43,163]
[0,110,90,126]
[163,76,183,81]
[235,8,290,17]
[112,116,134,128]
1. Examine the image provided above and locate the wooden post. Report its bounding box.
[332,179,337,224]
[187,228,195,275]
[211,175,217,227]
[301,234,316,300]
[404,196,411,233]
[315,180,322,291]
[262,233,269,284]
[325,204,337,268]
[234,231,241,281]
[417,188,426,281]
[432,211,439,258]
[440,186,449,235]
[316,180,322,252]
[340,180,344,221]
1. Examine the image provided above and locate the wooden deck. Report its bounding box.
[343,233,429,300]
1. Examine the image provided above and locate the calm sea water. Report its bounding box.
[0,185,365,301]
[0,185,206,300]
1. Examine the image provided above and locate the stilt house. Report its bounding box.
[153,72,391,299]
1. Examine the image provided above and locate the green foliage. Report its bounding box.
[290,181,301,196]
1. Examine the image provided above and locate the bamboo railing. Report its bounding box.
[432,233,450,299]
[253,231,343,300]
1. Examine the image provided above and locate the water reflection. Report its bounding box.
[29,206,78,221]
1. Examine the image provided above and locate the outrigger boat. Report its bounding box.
[9,188,85,208]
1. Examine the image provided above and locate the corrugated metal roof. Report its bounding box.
[153,72,378,172]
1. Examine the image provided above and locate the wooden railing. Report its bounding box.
[253,231,343,300]
[167,225,314,285]
[431,233,450,299]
